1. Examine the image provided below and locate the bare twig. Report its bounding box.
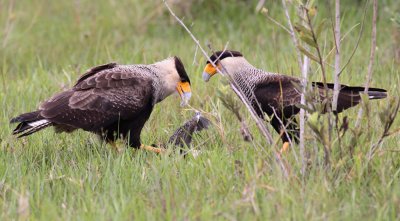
[240,119,253,142]
[385,127,400,137]
[256,0,266,13]
[281,0,303,69]
[264,13,291,35]
[280,0,308,174]
[270,106,299,164]
[278,1,330,173]
[299,55,309,175]
[304,7,328,100]
[192,45,199,65]
[322,23,359,66]
[332,0,341,112]
[355,0,378,127]
[311,21,362,75]
[303,6,331,167]
[332,0,343,159]
[368,99,400,159]
[217,87,254,142]
[298,2,311,177]
[337,0,369,77]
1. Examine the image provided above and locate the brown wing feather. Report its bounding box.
[254,75,302,116]
[74,63,117,86]
[39,68,154,132]
[253,75,302,143]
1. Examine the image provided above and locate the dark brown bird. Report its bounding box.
[10,57,192,152]
[202,50,387,152]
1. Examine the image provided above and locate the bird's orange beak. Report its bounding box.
[202,63,220,82]
[176,81,191,106]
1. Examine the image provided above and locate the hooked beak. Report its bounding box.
[202,63,218,82]
[202,72,211,82]
[176,81,192,106]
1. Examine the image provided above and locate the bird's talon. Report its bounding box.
[140,144,166,154]
[280,142,290,154]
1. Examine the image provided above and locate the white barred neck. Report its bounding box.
[219,57,252,75]
[219,56,272,86]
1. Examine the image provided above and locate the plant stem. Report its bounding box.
[332,0,341,112]
[281,0,303,69]
[355,0,378,127]
[304,6,331,167]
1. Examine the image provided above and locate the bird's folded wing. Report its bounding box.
[254,75,302,109]
[39,69,154,131]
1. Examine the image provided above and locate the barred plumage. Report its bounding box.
[203,50,387,145]
[11,57,192,149]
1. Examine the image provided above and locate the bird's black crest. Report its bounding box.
[174,56,190,84]
[207,50,243,64]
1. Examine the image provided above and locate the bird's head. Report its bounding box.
[174,56,192,106]
[202,50,243,82]
[154,56,192,106]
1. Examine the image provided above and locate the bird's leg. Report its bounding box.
[280,142,290,154]
[140,144,166,154]
[279,128,291,154]
[110,141,117,149]
[109,141,125,153]
[271,118,292,155]
[279,118,299,154]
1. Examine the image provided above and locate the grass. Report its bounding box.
[1,0,399,220]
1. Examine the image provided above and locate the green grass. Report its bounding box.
[1,0,399,220]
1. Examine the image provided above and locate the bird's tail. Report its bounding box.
[312,82,387,112]
[10,111,52,138]
[313,82,387,99]
[336,86,387,112]
[365,88,387,100]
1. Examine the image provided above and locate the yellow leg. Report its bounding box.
[280,142,290,154]
[110,141,117,150]
[109,141,124,153]
[140,144,165,154]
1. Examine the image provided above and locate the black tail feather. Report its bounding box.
[312,82,387,95]
[13,122,33,134]
[366,90,387,99]
[14,121,52,138]
[10,111,42,123]
[10,111,52,138]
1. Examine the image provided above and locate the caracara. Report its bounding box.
[11,57,192,153]
[202,50,387,152]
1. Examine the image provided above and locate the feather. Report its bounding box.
[168,112,211,147]
[75,63,117,86]
[208,50,387,144]
[12,119,52,137]
[10,110,41,123]
[10,57,188,149]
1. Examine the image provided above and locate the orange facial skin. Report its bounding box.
[176,81,191,95]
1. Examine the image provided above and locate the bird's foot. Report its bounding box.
[280,142,290,154]
[110,141,125,153]
[140,144,166,154]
